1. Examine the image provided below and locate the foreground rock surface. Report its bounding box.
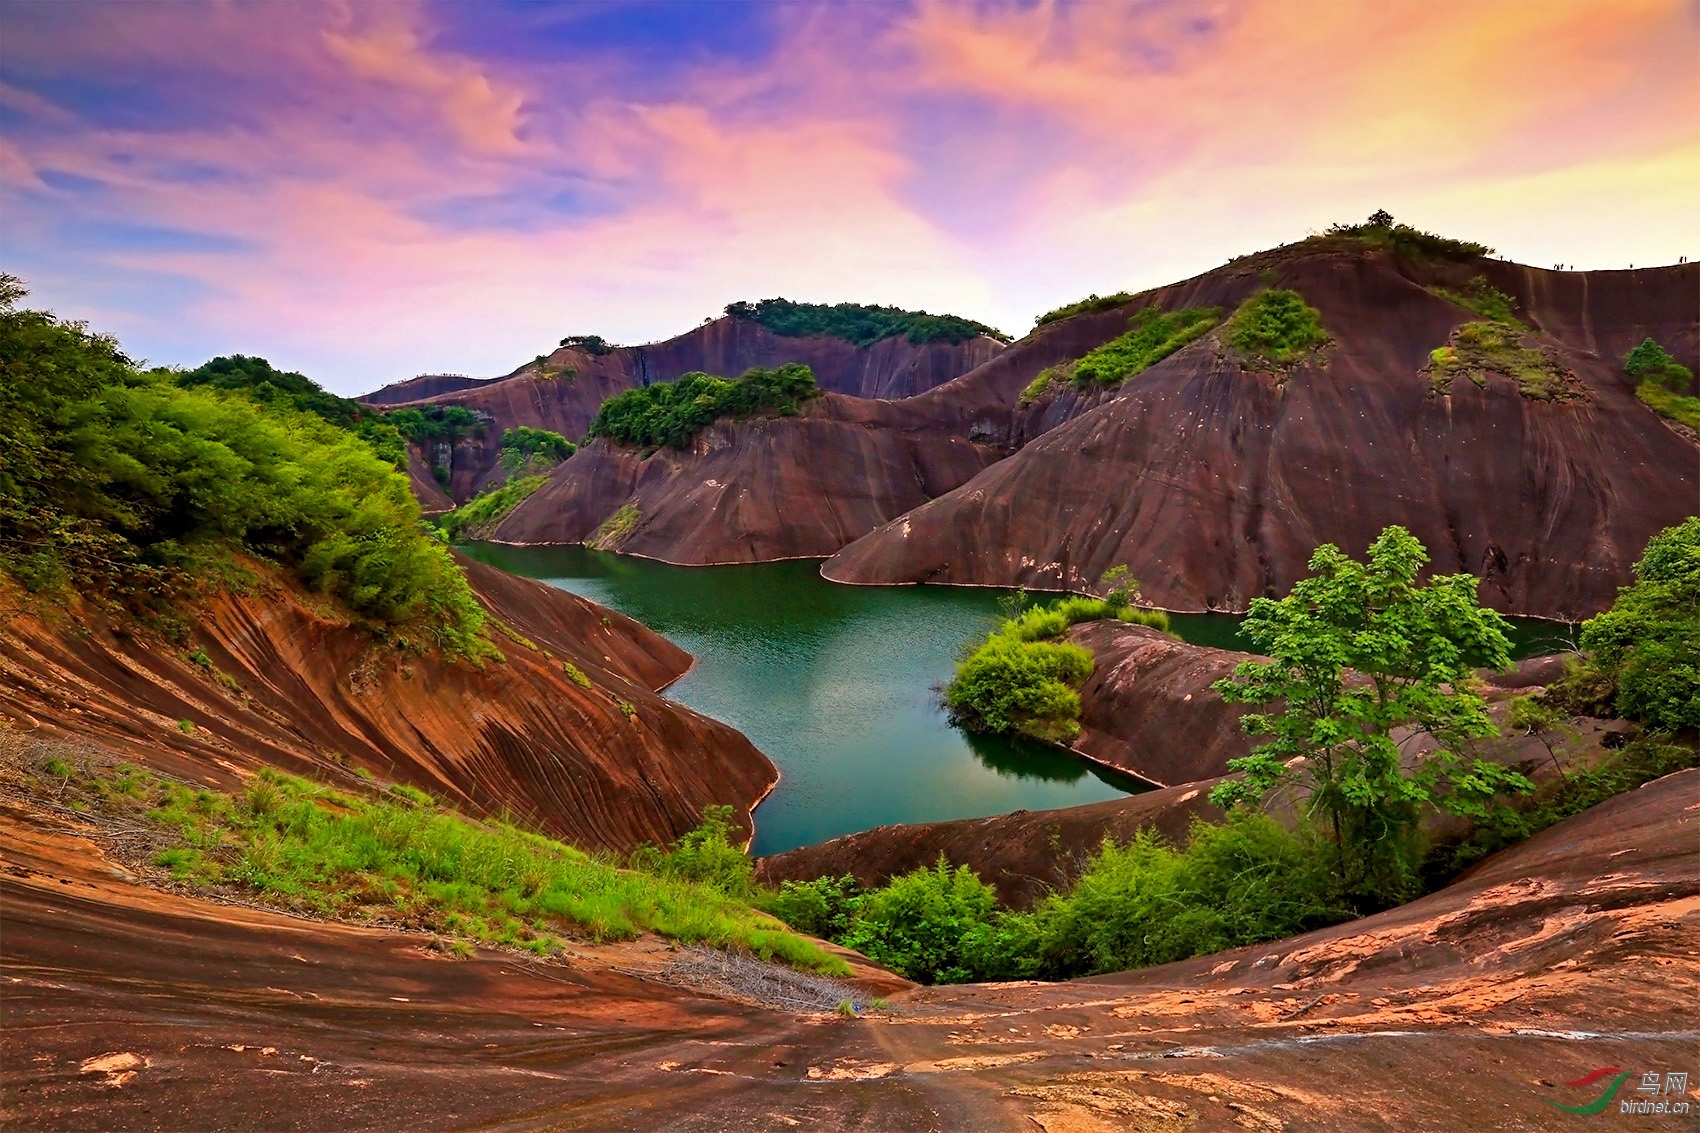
[5,767,1693,1130]
[0,556,775,851]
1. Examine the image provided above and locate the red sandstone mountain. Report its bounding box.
[361,314,1005,501]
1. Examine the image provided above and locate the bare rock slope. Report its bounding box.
[0,555,775,851]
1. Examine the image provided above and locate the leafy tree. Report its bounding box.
[181,354,407,466]
[1366,208,1394,228]
[559,334,613,355]
[1577,517,1700,734]
[498,426,575,473]
[386,404,481,444]
[588,363,818,449]
[1208,526,1531,906]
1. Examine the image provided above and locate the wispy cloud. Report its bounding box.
[2,0,1694,392]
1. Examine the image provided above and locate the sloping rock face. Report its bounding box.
[6,765,1692,1131]
[1067,620,1256,786]
[826,253,1698,621]
[489,394,1004,563]
[0,557,775,851]
[362,318,1005,502]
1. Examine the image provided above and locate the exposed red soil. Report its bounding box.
[0,556,775,851]
[825,253,1697,622]
[6,767,1693,1131]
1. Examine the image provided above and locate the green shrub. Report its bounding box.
[498,426,575,473]
[1625,337,1694,392]
[724,298,1008,346]
[560,334,613,355]
[588,364,819,449]
[1065,306,1221,387]
[1223,289,1328,366]
[1578,517,1700,733]
[945,633,1093,742]
[1033,292,1135,329]
[441,476,549,542]
[1025,814,1346,977]
[838,858,1001,984]
[1322,213,1493,260]
[0,277,488,656]
[386,404,481,445]
[759,874,861,940]
[562,661,592,688]
[628,804,754,898]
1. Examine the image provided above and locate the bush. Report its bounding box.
[1033,292,1135,329]
[839,859,1001,984]
[386,404,481,445]
[1065,306,1221,387]
[560,334,613,355]
[1323,213,1494,260]
[1625,337,1694,392]
[1223,289,1329,366]
[1578,517,1700,733]
[628,804,754,898]
[0,276,488,655]
[724,298,1008,346]
[760,874,861,940]
[440,476,548,542]
[588,363,819,449]
[498,426,575,474]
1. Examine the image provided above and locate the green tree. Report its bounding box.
[1577,517,1700,734]
[1208,526,1531,906]
[1624,337,1693,393]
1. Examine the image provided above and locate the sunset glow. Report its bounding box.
[4,0,1696,392]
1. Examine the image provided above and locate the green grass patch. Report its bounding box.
[441,475,549,542]
[724,298,1008,346]
[1223,289,1329,367]
[1428,321,1577,400]
[21,752,845,974]
[1065,306,1221,388]
[1637,380,1700,429]
[1033,292,1135,329]
[591,504,641,550]
[562,661,593,688]
[589,364,818,450]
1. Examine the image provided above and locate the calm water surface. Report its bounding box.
[461,544,1573,855]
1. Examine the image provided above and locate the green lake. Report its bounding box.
[461,544,1578,856]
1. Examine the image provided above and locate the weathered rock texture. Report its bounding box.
[826,252,1699,621]
[0,556,775,851]
[6,763,1693,1131]
[489,395,1004,562]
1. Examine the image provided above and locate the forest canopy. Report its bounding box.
[724,298,1009,346]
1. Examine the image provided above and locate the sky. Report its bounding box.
[3,0,1697,395]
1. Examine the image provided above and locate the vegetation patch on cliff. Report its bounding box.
[945,572,1169,743]
[1033,291,1136,329]
[588,363,819,449]
[592,503,642,550]
[1321,210,1494,261]
[499,425,575,474]
[724,298,1009,346]
[0,276,489,656]
[1428,321,1579,400]
[1430,275,1519,324]
[1625,337,1699,429]
[441,475,550,542]
[1026,307,1222,401]
[1222,288,1329,368]
[7,742,845,974]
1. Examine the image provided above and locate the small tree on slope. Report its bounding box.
[1209,526,1532,907]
